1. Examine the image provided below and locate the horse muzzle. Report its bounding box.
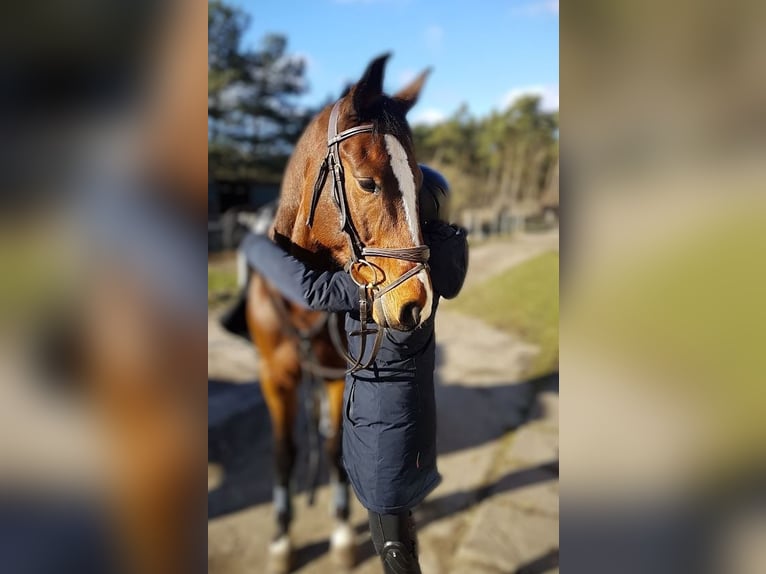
[373,269,432,332]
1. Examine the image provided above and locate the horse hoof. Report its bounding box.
[267,535,292,574]
[330,522,356,569]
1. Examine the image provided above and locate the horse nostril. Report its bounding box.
[399,302,421,330]
[411,305,421,325]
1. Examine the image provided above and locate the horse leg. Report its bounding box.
[260,363,299,574]
[325,378,356,568]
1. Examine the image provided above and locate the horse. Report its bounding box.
[244,53,432,572]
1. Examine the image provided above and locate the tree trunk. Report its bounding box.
[498,145,514,209]
[509,140,527,207]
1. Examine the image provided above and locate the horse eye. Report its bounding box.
[357,178,377,193]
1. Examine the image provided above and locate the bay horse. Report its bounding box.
[245,53,432,572]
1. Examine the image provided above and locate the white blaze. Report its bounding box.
[384,134,420,244]
[384,134,434,324]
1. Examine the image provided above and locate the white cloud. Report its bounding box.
[424,25,444,53]
[501,84,559,112]
[512,0,559,17]
[412,108,446,126]
[545,0,559,14]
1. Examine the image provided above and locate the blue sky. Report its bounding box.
[230,0,558,125]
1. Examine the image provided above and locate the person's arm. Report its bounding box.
[240,234,358,312]
[423,221,469,300]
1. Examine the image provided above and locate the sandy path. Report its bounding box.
[208,229,559,574]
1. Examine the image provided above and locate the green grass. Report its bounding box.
[453,251,559,379]
[563,206,766,465]
[208,264,238,306]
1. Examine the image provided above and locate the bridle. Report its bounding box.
[306,100,431,373]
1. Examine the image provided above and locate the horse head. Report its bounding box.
[285,54,433,332]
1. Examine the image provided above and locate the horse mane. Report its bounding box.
[271,109,325,243]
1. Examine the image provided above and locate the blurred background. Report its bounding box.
[1,1,207,572]
[560,1,766,573]
[207,1,559,573]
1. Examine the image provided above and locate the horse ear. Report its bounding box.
[351,53,390,115]
[393,68,431,115]
[339,82,353,99]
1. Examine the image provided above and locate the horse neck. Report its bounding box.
[273,109,324,241]
[272,106,344,270]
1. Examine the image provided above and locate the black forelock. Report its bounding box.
[355,95,413,145]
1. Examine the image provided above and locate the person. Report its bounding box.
[237,165,468,573]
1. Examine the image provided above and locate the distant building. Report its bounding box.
[208,176,280,251]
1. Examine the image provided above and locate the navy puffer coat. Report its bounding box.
[241,220,468,513]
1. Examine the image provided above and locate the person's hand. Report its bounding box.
[423,219,465,240]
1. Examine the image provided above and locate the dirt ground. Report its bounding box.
[208,229,560,574]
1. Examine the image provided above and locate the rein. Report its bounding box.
[264,284,347,380]
[306,101,430,373]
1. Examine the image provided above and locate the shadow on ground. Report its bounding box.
[516,547,560,574]
[288,458,559,570]
[208,379,273,519]
[208,371,557,520]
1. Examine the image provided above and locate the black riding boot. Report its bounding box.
[368,510,422,574]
